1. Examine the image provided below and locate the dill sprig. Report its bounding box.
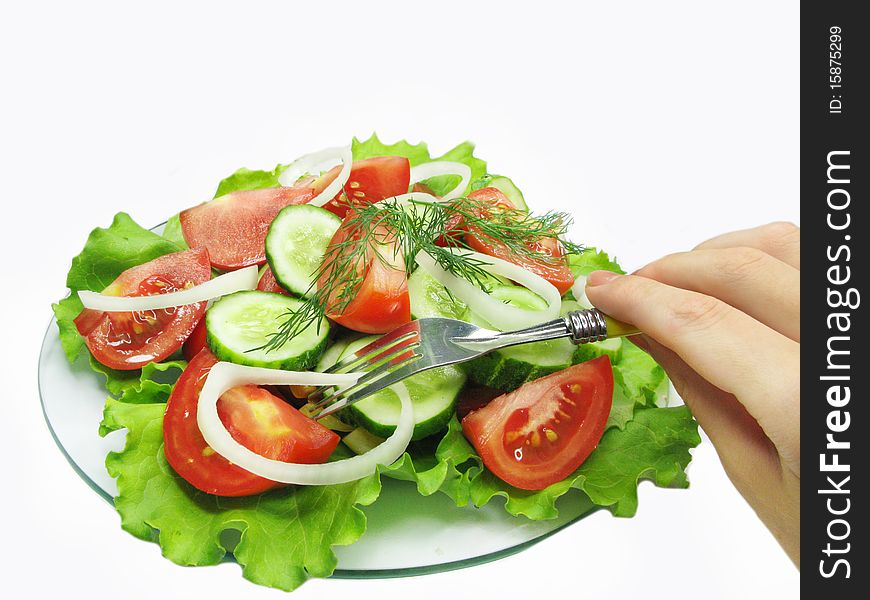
[259,197,583,352]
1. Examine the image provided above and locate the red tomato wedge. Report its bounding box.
[182,318,208,361]
[74,248,211,370]
[461,356,613,490]
[256,267,290,295]
[462,188,575,295]
[434,186,517,247]
[465,186,516,211]
[317,210,411,333]
[163,349,341,497]
[312,156,411,219]
[179,186,314,271]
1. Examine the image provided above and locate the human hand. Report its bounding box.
[585,222,800,566]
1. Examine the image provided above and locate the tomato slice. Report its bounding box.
[179,186,314,271]
[461,356,613,490]
[182,318,208,361]
[219,385,340,463]
[163,349,340,497]
[74,248,211,370]
[433,186,517,247]
[465,186,516,211]
[312,156,411,219]
[256,267,290,295]
[317,210,411,334]
[462,188,575,295]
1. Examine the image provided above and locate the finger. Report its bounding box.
[634,247,800,341]
[586,272,800,437]
[629,336,780,475]
[695,222,800,270]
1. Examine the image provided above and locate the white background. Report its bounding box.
[2,1,799,598]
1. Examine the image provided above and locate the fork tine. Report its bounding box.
[309,348,421,408]
[308,344,420,408]
[312,361,424,419]
[323,324,420,375]
[309,350,422,410]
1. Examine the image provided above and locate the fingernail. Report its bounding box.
[586,270,621,286]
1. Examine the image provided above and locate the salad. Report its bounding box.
[52,135,701,592]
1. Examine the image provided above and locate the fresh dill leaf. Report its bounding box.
[260,197,583,353]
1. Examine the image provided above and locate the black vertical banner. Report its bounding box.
[803,2,868,597]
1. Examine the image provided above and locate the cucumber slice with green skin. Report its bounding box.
[408,268,467,319]
[465,295,577,391]
[337,335,375,361]
[265,204,341,297]
[342,427,385,455]
[340,335,467,440]
[471,174,528,212]
[407,268,515,320]
[315,336,358,372]
[573,337,623,364]
[465,335,574,391]
[206,290,328,370]
[487,284,547,311]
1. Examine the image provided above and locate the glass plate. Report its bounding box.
[39,321,600,578]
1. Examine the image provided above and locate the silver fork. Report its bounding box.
[308,308,639,418]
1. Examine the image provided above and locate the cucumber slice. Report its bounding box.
[341,334,466,440]
[573,337,623,364]
[464,295,577,391]
[408,268,467,319]
[488,285,547,311]
[265,204,341,297]
[343,427,386,455]
[471,174,528,211]
[206,290,328,370]
[315,336,358,372]
[407,268,516,319]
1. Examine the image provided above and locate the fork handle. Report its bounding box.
[564,309,640,344]
[454,308,640,354]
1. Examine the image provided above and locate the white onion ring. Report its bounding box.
[409,161,472,201]
[570,275,593,309]
[415,248,561,330]
[196,362,414,485]
[78,265,258,312]
[277,145,353,208]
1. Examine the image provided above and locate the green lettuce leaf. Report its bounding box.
[101,398,382,592]
[351,133,432,166]
[214,165,289,197]
[161,213,188,249]
[467,406,700,520]
[568,248,626,277]
[606,379,639,431]
[616,339,667,405]
[100,396,481,591]
[379,416,479,505]
[52,213,182,363]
